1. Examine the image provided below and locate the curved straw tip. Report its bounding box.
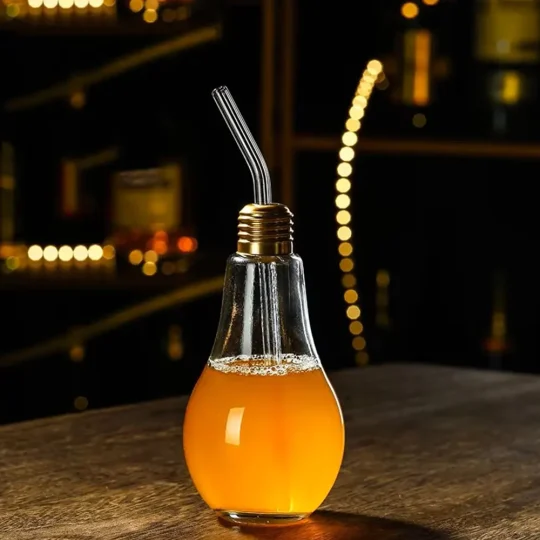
[211,85,229,97]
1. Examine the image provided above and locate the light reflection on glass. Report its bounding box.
[225,407,245,446]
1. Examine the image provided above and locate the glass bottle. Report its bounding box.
[473,0,540,140]
[183,203,345,526]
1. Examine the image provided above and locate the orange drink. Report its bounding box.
[183,355,345,524]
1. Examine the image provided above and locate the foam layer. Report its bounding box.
[208,354,321,376]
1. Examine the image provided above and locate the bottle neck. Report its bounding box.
[237,203,294,256]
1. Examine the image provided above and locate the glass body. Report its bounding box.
[183,252,345,525]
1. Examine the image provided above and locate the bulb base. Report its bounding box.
[237,203,294,256]
[217,510,309,526]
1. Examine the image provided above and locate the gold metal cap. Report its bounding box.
[237,203,294,255]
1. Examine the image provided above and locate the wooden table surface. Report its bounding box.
[1,364,539,540]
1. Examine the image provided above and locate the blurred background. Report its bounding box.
[0,0,536,425]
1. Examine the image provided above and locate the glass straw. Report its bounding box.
[212,86,272,205]
[212,85,281,361]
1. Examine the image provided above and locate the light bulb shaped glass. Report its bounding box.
[183,251,345,526]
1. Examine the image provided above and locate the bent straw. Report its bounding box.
[212,86,272,204]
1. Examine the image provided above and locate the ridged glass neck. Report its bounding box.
[209,252,319,362]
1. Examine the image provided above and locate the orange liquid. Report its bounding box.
[183,356,345,516]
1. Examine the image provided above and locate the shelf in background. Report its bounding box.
[0,12,221,36]
[0,252,225,291]
[294,135,540,159]
[3,21,222,112]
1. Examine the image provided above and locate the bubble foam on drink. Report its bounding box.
[208,354,321,376]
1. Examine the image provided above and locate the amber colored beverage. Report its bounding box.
[183,355,345,522]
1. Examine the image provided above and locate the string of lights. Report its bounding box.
[335,59,383,367]
[1,0,191,24]
[1,0,115,20]
[1,235,198,277]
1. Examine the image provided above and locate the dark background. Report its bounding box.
[0,0,537,424]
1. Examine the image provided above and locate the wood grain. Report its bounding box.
[0,364,539,539]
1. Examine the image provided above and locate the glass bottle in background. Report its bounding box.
[372,0,454,138]
[473,0,540,140]
[483,269,511,370]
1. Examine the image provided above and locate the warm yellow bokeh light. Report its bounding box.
[69,346,84,363]
[74,245,88,262]
[6,256,20,270]
[335,194,351,209]
[342,273,356,288]
[28,245,43,261]
[43,246,58,262]
[102,245,116,260]
[339,258,354,272]
[336,178,351,193]
[337,163,352,177]
[74,0,88,7]
[129,0,143,11]
[335,60,380,363]
[337,226,352,241]
[359,80,373,93]
[345,118,361,132]
[366,71,377,81]
[352,336,366,351]
[349,107,365,120]
[401,1,419,18]
[349,320,364,335]
[144,250,158,263]
[342,131,358,146]
[339,147,355,162]
[59,245,74,262]
[142,261,157,276]
[28,0,43,7]
[344,289,359,304]
[143,8,158,22]
[71,344,85,361]
[336,210,351,225]
[423,0,438,4]
[69,91,85,109]
[128,250,143,265]
[6,3,20,15]
[88,245,103,261]
[357,87,371,98]
[353,96,367,108]
[367,59,383,74]
[338,242,353,257]
[363,73,376,86]
[376,269,391,287]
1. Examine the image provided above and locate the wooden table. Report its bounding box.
[1,364,539,539]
